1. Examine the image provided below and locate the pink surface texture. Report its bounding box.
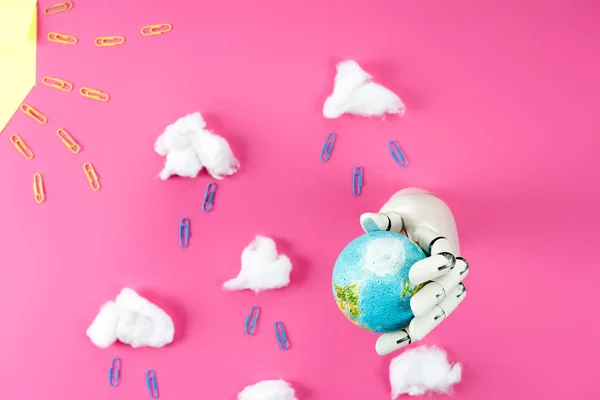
[1,0,599,398]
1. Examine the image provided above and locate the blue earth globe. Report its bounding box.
[332,230,427,333]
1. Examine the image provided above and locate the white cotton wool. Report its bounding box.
[238,379,297,400]
[86,288,175,349]
[154,111,239,180]
[390,345,462,398]
[223,236,293,293]
[323,59,405,119]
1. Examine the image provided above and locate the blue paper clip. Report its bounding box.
[108,357,120,387]
[274,321,290,351]
[352,166,363,196]
[179,217,190,248]
[202,182,217,212]
[320,132,336,162]
[388,140,408,168]
[244,306,260,336]
[145,369,159,399]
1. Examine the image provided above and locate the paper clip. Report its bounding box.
[320,132,336,162]
[42,76,74,92]
[47,32,78,45]
[83,162,100,191]
[33,173,45,204]
[94,36,126,47]
[244,306,260,336]
[44,1,74,15]
[202,182,217,212]
[9,134,34,160]
[179,217,190,248]
[109,357,120,387]
[141,24,173,36]
[79,87,110,102]
[352,166,363,196]
[20,104,48,124]
[275,321,290,350]
[388,140,408,168]
[57,129,81,154]
[145,369,159,399]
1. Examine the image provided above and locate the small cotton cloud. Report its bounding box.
[238,379,297,400]
[86,288,175,349]
[323,60,405,119]
[223,236,292,293]
[390,345,462,398]
[154,112,240,180]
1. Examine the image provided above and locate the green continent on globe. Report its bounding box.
[334,282,361,322]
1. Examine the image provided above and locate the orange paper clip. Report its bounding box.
[83,162,100,191]
[20,104,48,124]
[79,87,109,102]
[47,32,78,45]
[94,36,125,47]
[44,1,74,15]
[42,76,73,92]
[33,173,46,204]
[57,128,81,154]
[9,134,34,160]
[141,24,173,36]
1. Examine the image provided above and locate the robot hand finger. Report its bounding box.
[408,252,456,285]
[410,257,469,317]
[413,227,455,255]
[375,329,412,356]
[407,283,467,341]
[360,212,404,233]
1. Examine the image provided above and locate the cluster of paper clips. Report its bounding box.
[42,76,110,102]
[243,306,290,351]
[108,358,159,398]
[47,23,172,46]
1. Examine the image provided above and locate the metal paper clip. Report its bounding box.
[79,87,110,102]
[33,173,45,204]
[95,36,126,47]
[145,369,159,399]
[244,306,260,336]
[388,140,408,168]
[274,321,290,351]
[202,182,217,212]
[141,24,173,36]
[352,166,363,196]
[83,162,101,191]
[42,76,73,92]
[20,103,48,124]
[57,128,81,154]
[179,217,190,248]
[10,134,34,160]
[320,132,336,162]
[47,32,78,45]
[44,1,74,15]
[109,357,120,387]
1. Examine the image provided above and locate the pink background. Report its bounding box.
[1,0,598,398]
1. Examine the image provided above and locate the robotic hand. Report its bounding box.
[359,188,469,356]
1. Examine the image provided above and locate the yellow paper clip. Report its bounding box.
[83,162,100,191]
[141,24,173,36]
[20,104,48,124]
[47,32,78,45]
[42,76,74,92]
[44,1,74,15]
[33,173,45,204]
[57,128,81,154]
[94,36,125,47]
[79,87,110,102]
[9,134,34,160]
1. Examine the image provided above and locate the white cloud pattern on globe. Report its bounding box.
[363,237,406,276]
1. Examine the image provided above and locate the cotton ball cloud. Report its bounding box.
[390,345,462,398]
[154,111,240,180]
[323,59,405,119]
[223,236,293,293]
[238,379,297,400]
[86,288,175,349]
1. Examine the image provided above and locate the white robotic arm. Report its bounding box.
[359,188,469,356]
